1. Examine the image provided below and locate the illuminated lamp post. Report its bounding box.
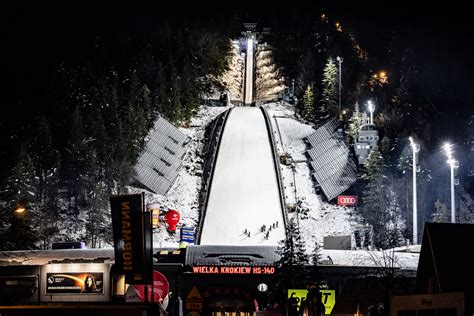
[367,100,375,124]
[443,143,459,223]
[14,190,25,214]
[336,56,343,119]
[409,137,420,244]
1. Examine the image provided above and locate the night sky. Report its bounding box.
[1,1,472,170]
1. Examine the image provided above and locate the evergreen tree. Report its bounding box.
[31,119,62,248]
[311,241,322,265]
[302,84,315,123]
[362,147,405,249]
[317,57,338,126]
[0,150,39,250]
[271,218,309,307]
[347,101,364,143]
[361,147,386,248]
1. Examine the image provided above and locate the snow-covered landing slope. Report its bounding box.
[200,107,285,245]
[263,103,360,250]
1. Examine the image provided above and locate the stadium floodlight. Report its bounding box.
[409,136,420,244]
[336,56,343,119]
[367,100,375,124]
[443,142,459,223]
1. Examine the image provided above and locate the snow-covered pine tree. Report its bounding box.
[31,118,62,249]
[275,217,309,287]
[0,150,40,250]
[347,101,364,143]
[311,241,322,265]
[302,84,315,123]
[270,217,309,311]
[362,145,406,249]
[316,57,338,127]
[361,146,387,248]
[84,180,112,248]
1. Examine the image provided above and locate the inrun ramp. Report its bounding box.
[200,107,285,245]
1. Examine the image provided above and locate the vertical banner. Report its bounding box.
[144,209,153,301]
[110,193,148,284]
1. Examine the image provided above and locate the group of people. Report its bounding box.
[288,288,326,316]
[242,221,279,239]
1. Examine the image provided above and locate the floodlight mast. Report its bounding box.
[409,136,420,244]
[443,143,459,223]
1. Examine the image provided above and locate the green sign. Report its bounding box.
[320,290,335,314]
[287,289,336,314]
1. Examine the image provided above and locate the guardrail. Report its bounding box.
[196,107,234,243]
[259,106,289,231]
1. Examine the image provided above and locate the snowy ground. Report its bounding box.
[221,40,244,102]
[129,105,231,248]
[129,101,419,268]
[200,107,285,245]
[263,103,360,248]
[255,46,286,102]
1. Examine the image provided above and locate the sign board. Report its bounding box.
[180,227,195,244]
[192,266,275,275]
[337,195,358,206]
[287,289,336,314]
[323,235,351,250]
[320,290,336,314]
[186,286,203,311]
[110,194,148,284]
[46,272,104,294]
[147,203,161,228]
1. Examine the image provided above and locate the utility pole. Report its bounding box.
[409,137,420,244]
[336,56,343,119]
[443,143,459,223]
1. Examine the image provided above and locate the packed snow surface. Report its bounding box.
[200,107,285,245]
[131,102,419,269]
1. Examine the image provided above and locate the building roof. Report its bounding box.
[132,116,189,195]
[0,249,115,266]
[185,245,279,266]
[332,276,415,314]
[305,119,358,201]
[415,222,474,293]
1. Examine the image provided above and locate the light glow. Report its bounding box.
[15,206,26,213]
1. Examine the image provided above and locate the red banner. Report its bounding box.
[337,195,358,206]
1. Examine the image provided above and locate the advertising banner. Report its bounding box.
[287,289,336,314]
[337,195,358,206]
[126,270,169,304]
[46,272,103,294]
[110,193,148,284]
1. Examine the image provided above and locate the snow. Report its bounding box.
[200,107,285,245]
[263,103,361,248]
[255,47,286,102]
[128,97,419,268]
[221,40,244,101]
[320,249,419,270]
[129,105,231,248]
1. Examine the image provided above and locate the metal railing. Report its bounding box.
[259,106,289,231]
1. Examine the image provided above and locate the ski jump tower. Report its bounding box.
[243,23,256,105]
